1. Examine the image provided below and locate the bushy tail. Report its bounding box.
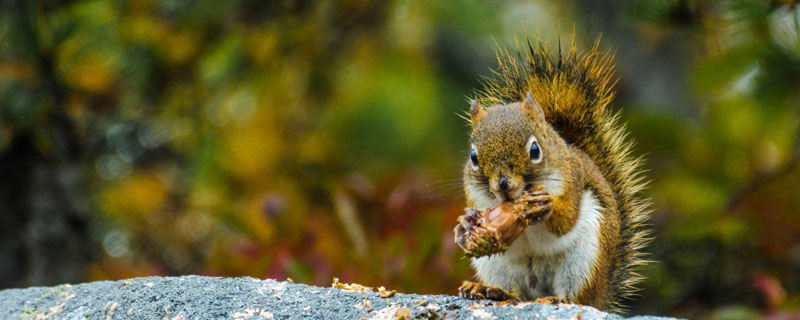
[476,36,652,312]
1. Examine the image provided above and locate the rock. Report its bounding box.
[0,276,675,319]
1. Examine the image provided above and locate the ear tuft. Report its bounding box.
[469,100,486,122]
[522,92,545,120]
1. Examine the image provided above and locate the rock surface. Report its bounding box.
[0,276,674,319]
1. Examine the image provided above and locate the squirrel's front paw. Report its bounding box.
[515,187,553,225]
[454,209,504,257]
[454,208,490,256]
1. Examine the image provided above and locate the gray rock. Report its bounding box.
[0,276,675,319]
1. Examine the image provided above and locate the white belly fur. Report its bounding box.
[472,190,603,299]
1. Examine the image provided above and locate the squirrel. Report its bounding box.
[453,38,651,313]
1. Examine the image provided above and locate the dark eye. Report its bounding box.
[470,145,479,170]
[528,136,542,164]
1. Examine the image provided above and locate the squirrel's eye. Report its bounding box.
[470,145,479,171]
[528,136,542,164]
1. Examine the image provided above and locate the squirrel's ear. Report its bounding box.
[469,100,486,122]
[522,92,545,120]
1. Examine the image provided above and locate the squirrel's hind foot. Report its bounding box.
[458,281,518,301]
[533,296,575,305]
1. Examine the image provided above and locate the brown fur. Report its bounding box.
[462,36,651,313]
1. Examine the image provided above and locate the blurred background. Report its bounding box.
[0,0,799,318]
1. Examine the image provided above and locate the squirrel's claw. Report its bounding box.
[516,189,552,206]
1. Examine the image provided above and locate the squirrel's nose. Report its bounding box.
[498,176,510,192]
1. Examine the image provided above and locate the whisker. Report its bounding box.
[425,189,464,200]
[530,178,563,182]
[523,174,565,192]
[429,181,463,190]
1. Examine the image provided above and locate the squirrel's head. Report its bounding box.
[464,93,565,206]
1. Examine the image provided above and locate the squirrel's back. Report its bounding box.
[476,37,652,311]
